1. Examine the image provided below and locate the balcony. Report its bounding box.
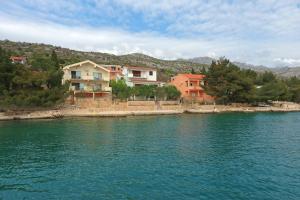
[71,75,81,79]
[70,86,84,91]
[70,77,110,82]
[188,85,202,90]
[132,76,147,79]
[93,77,102,81]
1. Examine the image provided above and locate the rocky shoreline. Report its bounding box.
[1,105,300,121]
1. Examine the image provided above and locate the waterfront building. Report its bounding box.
[62,60,112,99]
[103,65,123,80]
[122,66,164,87]
[170,74,214,102]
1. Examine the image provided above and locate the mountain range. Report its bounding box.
[185,57,300,77]
[1,40,300,78]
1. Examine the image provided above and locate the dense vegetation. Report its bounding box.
[0,47,67,109]
[1,42,300,109]
[204,59,300,104]
[110,80,181,101]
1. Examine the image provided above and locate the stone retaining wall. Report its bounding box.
[69,98,182,111]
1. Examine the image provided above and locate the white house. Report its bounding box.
[122,66,163,87]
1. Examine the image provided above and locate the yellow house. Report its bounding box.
[62,60,112,98]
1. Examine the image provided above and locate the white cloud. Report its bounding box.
[115,0,300,38]
[0,15,220,59]
[0,0,300,67]
[274,58,300,66]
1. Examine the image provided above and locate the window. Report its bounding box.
[71,83,80,90]
[199,91,204,97]
[93,84,102,91]
[71,83,84,91]
[71,71,81,79]
[79,83,85,90]
[93,72,102,80]
[149,71,153,76]
[132,70,141,77]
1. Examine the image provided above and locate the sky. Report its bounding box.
[0,0,300,67]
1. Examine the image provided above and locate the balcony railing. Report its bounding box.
[71,86,84,91]
[71,75,81,79]
[188,85,201,89]
[93,77,102,81]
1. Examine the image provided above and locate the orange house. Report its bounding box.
[170,74,214,102]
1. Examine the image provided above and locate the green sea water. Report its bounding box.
[0,113,299,199]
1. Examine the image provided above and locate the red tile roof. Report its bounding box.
[180,74,205,79]
[10,56,26,61]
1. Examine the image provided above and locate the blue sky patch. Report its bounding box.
[0,0,300,67]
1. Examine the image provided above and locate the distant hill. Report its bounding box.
[184,56,215,65]
[270,66,300,78]
[0,40,207,73]
[185,56,300,77]
[1,40,300,78]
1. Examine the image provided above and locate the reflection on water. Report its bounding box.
[0,113,300,199]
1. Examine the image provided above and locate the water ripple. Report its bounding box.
[0,113,299,199]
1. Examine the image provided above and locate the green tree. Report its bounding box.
[134,85,157,99]
[46,69,64,89]
[110,80,131,100]
[51,50,60,70]
[31,53,53,71]
[284,77,300,102]
[164,85,181,100]
[0,48,67,108]
[191,68,196,74]
[0,47,16,94]
[257,80,291,102]
[204,58,256,104]
[256,71,277,85]
[200,66,207,75]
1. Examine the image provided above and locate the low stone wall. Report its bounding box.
[70,98,300,112]
[127,101,155,111]
[68,98,182,111]
[160,105,182,110]
[74,98,112,110]
[159,101,181,110]
[159,101,179,105]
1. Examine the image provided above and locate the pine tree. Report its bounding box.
[203,59,256,104]
[51,50,59,70]
[200,66,207,75]
[191,68,195,74]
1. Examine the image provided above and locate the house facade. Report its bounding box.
[62,60,111,98]
[103,65,123,80]
[170,74,214,102]
[10,56,26,64]
[122,66,163,87]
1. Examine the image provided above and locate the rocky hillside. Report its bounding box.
[185,56,300,77]
[1,40,300,78]
[0,40,207,74]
